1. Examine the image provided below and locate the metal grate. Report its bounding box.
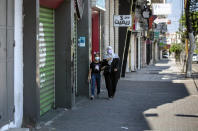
[39,7,55,116]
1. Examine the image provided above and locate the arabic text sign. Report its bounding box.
[152,4,171,15]
[114,15,132,27]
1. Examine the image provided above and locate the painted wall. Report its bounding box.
[55,0,74,108]
[0,0,23,130]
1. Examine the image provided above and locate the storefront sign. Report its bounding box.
[114,15,132,27]
[152,4,171,15]
[75,0,85,19]
[78,37,86,47]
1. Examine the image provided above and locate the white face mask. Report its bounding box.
[107,49,113,54]
[95,57,100,61]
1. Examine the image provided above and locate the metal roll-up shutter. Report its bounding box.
[0,0,14,126]
[39,7,55,116]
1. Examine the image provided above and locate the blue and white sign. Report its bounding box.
[78,37,86,47]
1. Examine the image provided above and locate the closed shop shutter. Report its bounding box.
[0,0,8,125]
[0,0,14,126]
[39,7,55,116]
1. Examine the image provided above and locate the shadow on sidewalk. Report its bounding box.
[117,80,189,130]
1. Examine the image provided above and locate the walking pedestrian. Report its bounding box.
[102,46,120,99]
[88,53,102,100]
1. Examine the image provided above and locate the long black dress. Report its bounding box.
[102,57,120,98]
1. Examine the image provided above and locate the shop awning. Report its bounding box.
[40,0,64,9]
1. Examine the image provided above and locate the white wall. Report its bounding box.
[0,0,23,130]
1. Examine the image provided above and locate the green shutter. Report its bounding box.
[39,7,55,116]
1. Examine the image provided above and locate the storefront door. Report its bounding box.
[92,11,100,59]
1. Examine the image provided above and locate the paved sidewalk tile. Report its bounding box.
[34,59,198,131]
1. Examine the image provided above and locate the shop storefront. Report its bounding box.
[23,0,76,125]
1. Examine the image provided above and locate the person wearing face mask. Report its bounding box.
[88,53,102,100]
[102,46,120,99]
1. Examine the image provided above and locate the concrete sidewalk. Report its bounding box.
[33,59,198,131]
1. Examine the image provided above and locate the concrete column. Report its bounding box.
[114,0,119,54]
[155,42,158,61]
[104,0,110,48]
[14,0,23,128]
[109,0,114,49]
[77,0,91,98]
[160,50,163,59]
[23,0,40,125]
[138,37,141,69]
[131,34,135,71]
[55,0,74,109]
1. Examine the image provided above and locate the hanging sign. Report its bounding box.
[114,15,132,27]
[152,4,171,15]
